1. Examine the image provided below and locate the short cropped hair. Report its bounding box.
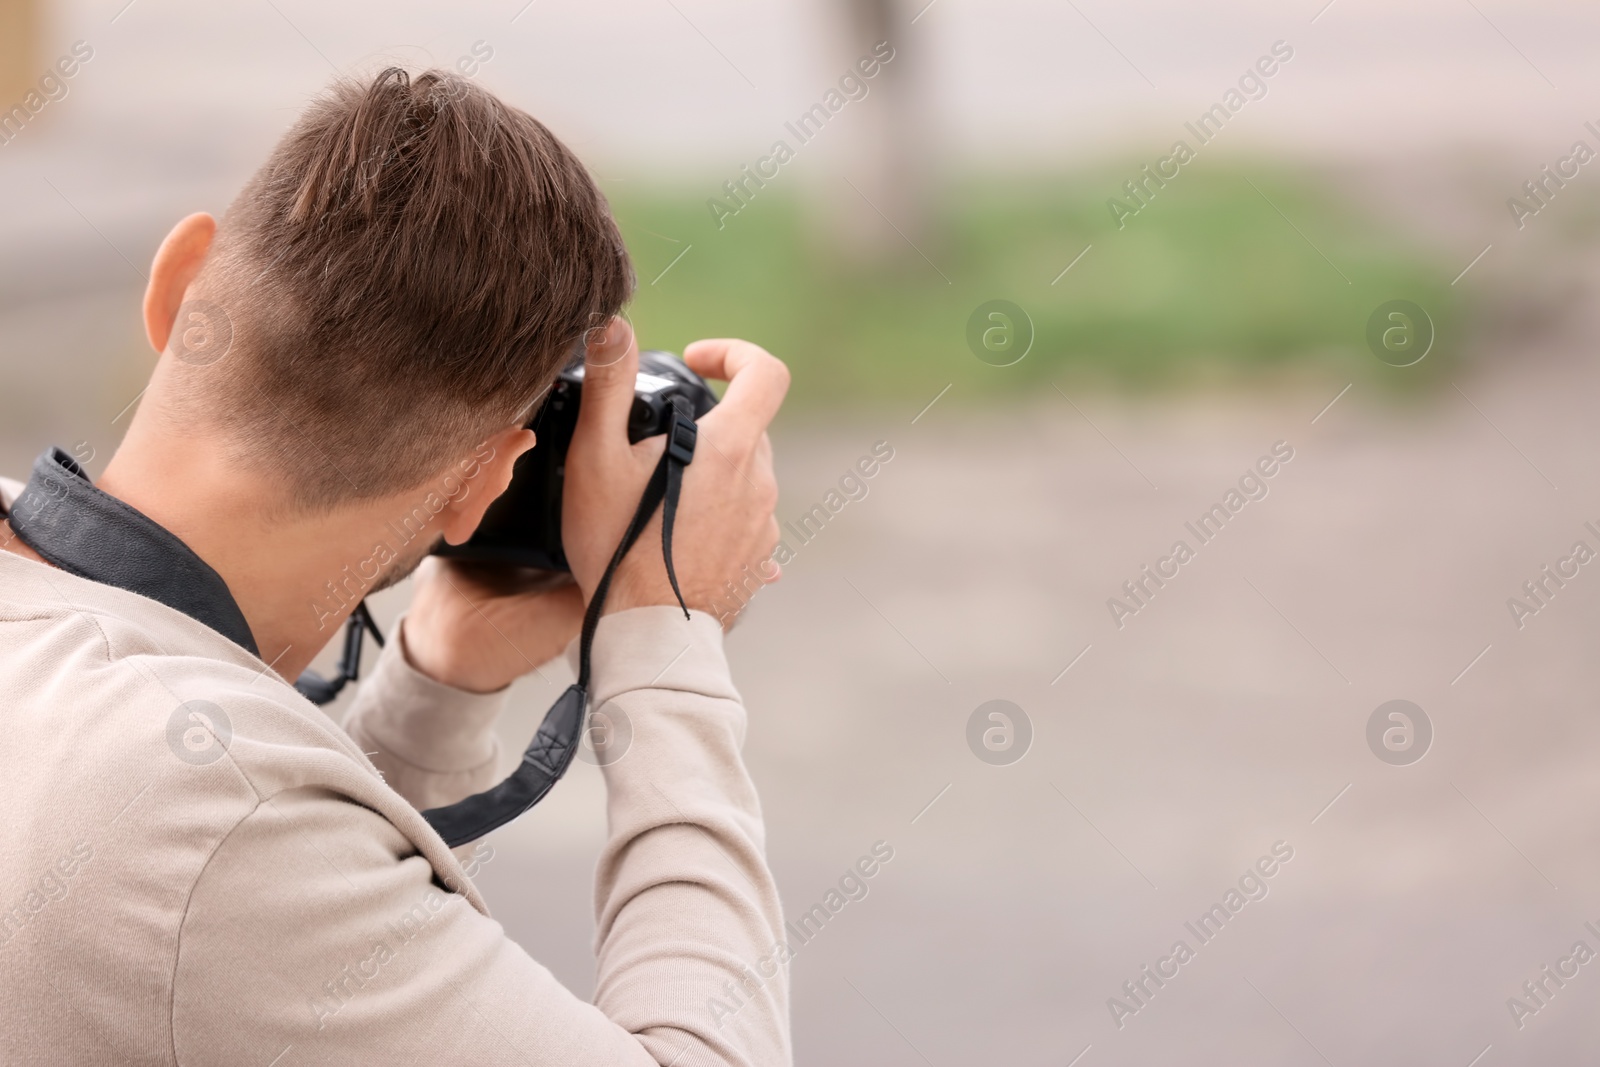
[182,67,633,509]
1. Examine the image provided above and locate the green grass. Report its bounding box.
[609,165,1462,407]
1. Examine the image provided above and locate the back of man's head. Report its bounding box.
[175,66,633,510]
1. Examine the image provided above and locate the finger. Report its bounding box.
[684,339,790,439]
[577,317,640,442]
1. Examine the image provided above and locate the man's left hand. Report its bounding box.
[401,557,585,693]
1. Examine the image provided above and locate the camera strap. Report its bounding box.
[7,426,701,849]
[420,406,698,848]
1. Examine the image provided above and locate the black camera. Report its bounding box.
[298,347,717,845]
[436,349,718,571]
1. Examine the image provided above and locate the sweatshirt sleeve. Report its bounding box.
[172,606,790,1067]
[584,607,792,1066]
[340,616,507,812]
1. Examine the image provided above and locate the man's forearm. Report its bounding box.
[341,604,792,1064]
[340,616,508,812]
[582,607,792,1066]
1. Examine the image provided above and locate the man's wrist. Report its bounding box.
[348,613,507,779]
[565,604,739,709]
[400,607,512,694]
[601,569,673,618]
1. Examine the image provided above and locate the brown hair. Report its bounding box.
[182,67,633,509]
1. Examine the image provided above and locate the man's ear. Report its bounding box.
[438,427,539,546]
[144,213,217,353]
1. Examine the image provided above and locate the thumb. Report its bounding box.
[576,317,639,442]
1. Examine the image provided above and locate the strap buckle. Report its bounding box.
[667,415,698,465]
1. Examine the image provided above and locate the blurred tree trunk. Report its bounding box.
[825,0,936,267]
[0,0,39,106]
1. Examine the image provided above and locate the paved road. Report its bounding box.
[5,1,1600,1061]
[6,253,1600,1065]
[324,307,1600,1066]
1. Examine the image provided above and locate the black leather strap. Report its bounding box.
[422,407,697,847]
[7,448,260,656]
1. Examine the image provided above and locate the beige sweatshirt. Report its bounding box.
[0,478,790,1066]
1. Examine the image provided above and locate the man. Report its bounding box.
[0,68,791,1065]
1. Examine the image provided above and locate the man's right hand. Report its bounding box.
[562,318,788,627]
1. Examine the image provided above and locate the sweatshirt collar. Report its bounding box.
[5,447,260,656]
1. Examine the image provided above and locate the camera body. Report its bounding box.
[436,349,718,571]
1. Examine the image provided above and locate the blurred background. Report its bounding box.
[6,0,1600,1063]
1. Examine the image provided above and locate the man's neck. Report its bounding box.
[0,519,45,565]
[92,419,425,680]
